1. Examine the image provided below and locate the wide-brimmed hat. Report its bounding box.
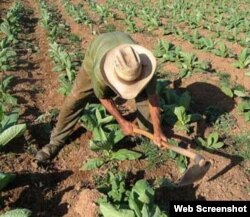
[102,44,156,99]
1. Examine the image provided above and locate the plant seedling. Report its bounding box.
[196,132,225,151]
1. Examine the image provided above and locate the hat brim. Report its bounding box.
[102,44,157,99]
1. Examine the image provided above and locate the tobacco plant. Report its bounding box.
[196,132,225,151]
[233,48,250,69]
[98,172,168,217]
[80,104,141,170]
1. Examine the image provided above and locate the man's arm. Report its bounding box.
[99,98,135,136]
[148,93,167,147]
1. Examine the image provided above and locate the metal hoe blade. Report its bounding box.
[133,128,211,187]
[176,161,211,187]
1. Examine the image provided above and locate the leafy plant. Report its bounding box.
[0,209,32,217]
[0,76,17,110]
[157,80,202,131]
[0,106,26,148]
[99,175,168,217]
[212,42,234,58]
[196,132,225,150]
[138,139,168,169]
[167,139,188,173]
[174,106,192,133]
[0,172,15,191]
[238,100,250,122]
[124,16,139,33]
[0,44,16,72]
[178,52,210,78]
[80,104,141,170]
[233,48,250,69]
[62,0,92,25]
[153,40,178,63]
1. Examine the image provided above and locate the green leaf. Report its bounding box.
[245,71,250,76]
[196,137,206,147]
[211,142,224,149]
[111,149,142,161]
[221,86,234,98]
[0,124,26,147]
[207,132,219,146]
[99,202,135,217]
[130,180,154,204]
[233,89,247,97]
[0,209,32,217]
[81,158,104,170]
[0,172,15,191]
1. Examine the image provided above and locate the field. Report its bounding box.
[0,0,250,216]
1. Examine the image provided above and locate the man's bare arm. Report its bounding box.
[148,94,167,146]
[99,98,135,135]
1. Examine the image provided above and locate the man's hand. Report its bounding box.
[120,120,136,136]
[153,129,167,148]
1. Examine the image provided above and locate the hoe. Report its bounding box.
[133,128,211,187]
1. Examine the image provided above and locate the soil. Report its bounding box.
[0,0,249,216]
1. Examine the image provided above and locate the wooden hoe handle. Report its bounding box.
[133,128,204,164]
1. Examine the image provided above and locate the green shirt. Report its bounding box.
[83,31,157,99]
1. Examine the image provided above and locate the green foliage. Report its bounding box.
[0,107,26,147]
[62,0,92,25]
[167,139,188,173]
[0,209,32,217]
[213,113,236,135]
[153,40,179,63]
[138,139,168,169]
[80,104,141,170]
[178,52,210,78]
[212,42,234,58]
[196,132,225,150]
[0,46,16,71]
[233,48,250,69]
[238,100,250,122]
[0,172,15,191]
[157,80,202,133]
[0,76,17,110]
[225,132,250,160]
[98,174,168,217]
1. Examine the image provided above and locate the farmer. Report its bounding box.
[35,31,167,163]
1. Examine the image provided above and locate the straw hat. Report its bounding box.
[102,44,156,99]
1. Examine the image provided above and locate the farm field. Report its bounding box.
[0,0,250,216]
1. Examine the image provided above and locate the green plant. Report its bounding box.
[212,42,234,58]
[225,132,250,160]
[0,76,17,110]
[0,172,15,191]
[238,100,250,122]
[196,132,225,150]
[80,104,141,170]
[178,52,210,78]
[0,47,16,71]
[124,16,139,33]
[157,80,202,131]
[174,106,192,133]
[0,209,32,217]
[153,40,177,63]
[213,113,236,135]
[233,48,250,69]
[99,175,168,217]
[138,139,168,169]
[0,107,26,147]
[167,139,188,173]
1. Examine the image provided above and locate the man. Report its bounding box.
[36,31,167,163]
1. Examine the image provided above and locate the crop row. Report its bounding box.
[0,1,29,216]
